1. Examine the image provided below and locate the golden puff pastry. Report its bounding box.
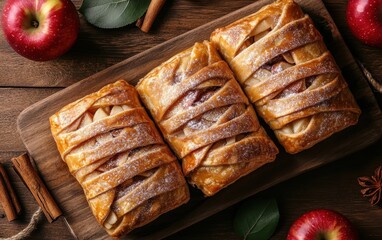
[136,41,278,196]
[49,80,189,237]
[210,0,361,154]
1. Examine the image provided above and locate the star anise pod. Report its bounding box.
[358,165,382,206]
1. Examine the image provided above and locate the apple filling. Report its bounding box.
[232,12,334,135]
[242,48,314,135]
[165,78,254,149]
[66,104,166,230]
[237,15,279,55]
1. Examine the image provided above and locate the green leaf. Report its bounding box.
[79,0,150,29]
[233,197,279,240]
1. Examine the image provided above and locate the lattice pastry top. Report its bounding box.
[137,41,278,196]
[211,0,360,153]
[50,80,189,237]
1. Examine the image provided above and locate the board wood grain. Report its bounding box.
[16,0,382,239]
[0,88,61,151]
[0,0,257,88]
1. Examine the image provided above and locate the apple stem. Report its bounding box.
[31,20,39,28]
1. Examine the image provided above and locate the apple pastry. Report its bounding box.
[210,0,361,153]
[136,41,278,196]
[49,80,189,237]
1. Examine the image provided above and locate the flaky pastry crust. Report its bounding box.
[137,41,278,196]
[50,80,189,237]
[211,0,360,153]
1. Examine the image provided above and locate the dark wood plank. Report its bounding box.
[0,0,255,87]
[170,139,382,240]
[0,88,60,152]
[4,143,381,240]
[15,0,382,239]
[0,141,382,240]
[270,142,382,240]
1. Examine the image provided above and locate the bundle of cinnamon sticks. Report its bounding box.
[0,154,62,223]
[0,162,21,221]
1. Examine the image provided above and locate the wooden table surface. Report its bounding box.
[1,0,381,239]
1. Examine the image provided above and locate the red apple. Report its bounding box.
[1,0,80,61]
[287,209,358,240]
[346,0,382,48]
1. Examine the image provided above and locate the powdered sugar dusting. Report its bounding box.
[138,41,278,196]
[211,0,360,153]
[50,80,188,234]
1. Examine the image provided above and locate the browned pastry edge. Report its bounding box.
[137,41,278,196]
[210,0,361,154]
[50,80,189,237]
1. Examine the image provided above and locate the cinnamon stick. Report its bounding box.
[0,163,22,215]
[139,0,166,32]
[12,153,62,223]
[0,173,17,221]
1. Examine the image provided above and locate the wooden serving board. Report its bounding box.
[17,0,382,239]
